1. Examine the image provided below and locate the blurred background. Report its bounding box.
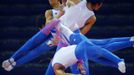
[0,0,134,75]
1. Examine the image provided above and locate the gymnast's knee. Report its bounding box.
[69,33,83,44]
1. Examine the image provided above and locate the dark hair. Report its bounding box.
[87,0,104,4]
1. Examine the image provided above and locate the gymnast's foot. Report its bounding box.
[118,61,126,73]
[2,58,16,71]
[130,36,134,47]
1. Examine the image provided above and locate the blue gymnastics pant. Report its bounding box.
[12,32,133,74]
[11,21,133,74]
[13,34,133,74]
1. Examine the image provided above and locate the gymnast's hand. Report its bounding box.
[2,58,16,71]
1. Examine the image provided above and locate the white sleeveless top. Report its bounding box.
[59,0,94,31]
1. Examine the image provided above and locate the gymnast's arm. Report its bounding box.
[54,64,81,75]
[80,16,96,35]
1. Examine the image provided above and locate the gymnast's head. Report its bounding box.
[87,0,104,11]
